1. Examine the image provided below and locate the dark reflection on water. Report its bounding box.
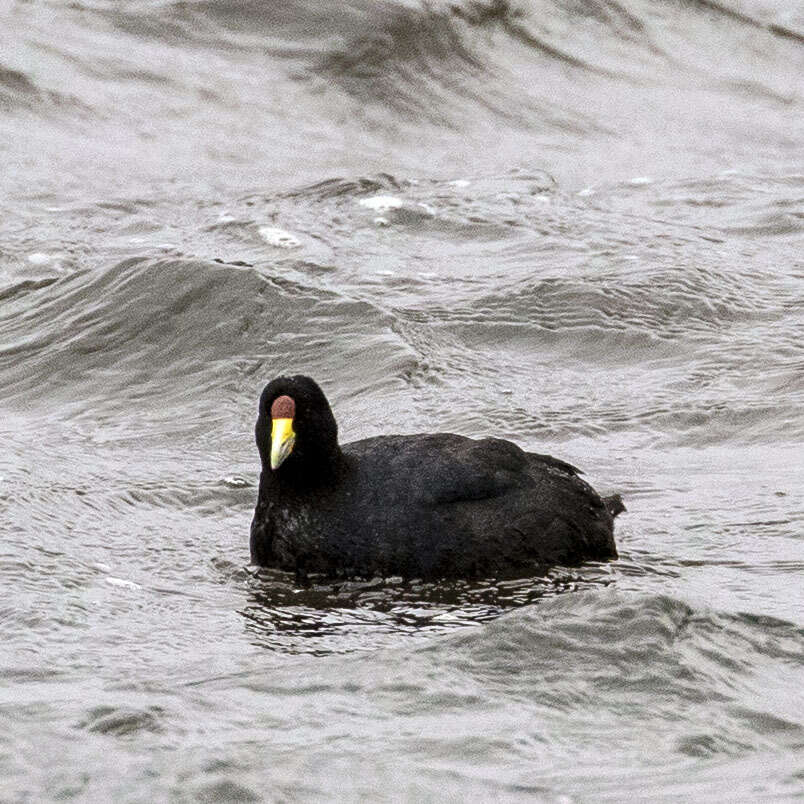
[239,565,617,651]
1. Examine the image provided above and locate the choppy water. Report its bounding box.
[1,0,803,800]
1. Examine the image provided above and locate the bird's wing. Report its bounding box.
[529,452,582,476]
[417,436,530,505]
[345,434,527,506]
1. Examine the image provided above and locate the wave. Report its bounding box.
[0,258,409,421]
[0,65,40,110]
[306,0,801,128]
[234,589,804,779]
[0,63,85,114]
[3,164,798,449]
[7,0,800,139]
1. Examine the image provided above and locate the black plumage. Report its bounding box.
[250,375,623,580]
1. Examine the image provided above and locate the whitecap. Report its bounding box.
[221,475,250,488]
[105,577,141,590]
[27,253,53,265]
[358,195,404,212]
[258,226,301,249]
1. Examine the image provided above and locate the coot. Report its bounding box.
[250,375,623,580]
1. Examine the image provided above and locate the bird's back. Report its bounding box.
[275,433,618,578]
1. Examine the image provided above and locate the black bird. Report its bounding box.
[250,375,623,581]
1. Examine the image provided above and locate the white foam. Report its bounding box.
[27,253,52,265]
[258,226,301,249]
[358,195,404,212]
[629,176,652,186]
[221,475,249,488]
[105,577,141,590]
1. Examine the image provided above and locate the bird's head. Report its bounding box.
[256,375,339,478]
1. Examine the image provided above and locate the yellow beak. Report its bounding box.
[270,417,296,470]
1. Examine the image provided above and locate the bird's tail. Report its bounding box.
[604,494,626,518]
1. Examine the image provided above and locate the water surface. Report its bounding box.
[1,0,803,800]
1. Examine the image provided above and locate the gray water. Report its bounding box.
[1,0,803,800]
